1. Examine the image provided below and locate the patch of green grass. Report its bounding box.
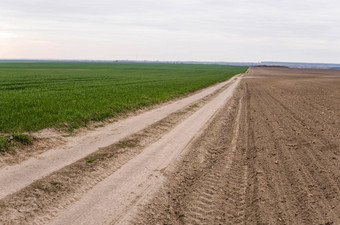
[86,158,95,163]
[0,63,247,132]
[0,133,33,153]
[0,136,9,152]
[12,133,32,145]
[85,152,109,163]
[117,140,138,148]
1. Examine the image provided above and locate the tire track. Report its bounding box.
[133,86,249,225]
[183,96,245,224]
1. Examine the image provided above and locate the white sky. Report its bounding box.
[1,0,339,63]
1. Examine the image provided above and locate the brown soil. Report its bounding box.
[134,67,340,225]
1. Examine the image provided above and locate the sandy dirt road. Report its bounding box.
[0,76,239,200]
[47,74,242,225]
[1,67,339,225]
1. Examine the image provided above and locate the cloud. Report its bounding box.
[1,0,339,62]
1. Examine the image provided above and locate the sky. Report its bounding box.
[1,0,340,63]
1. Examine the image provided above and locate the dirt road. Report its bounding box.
[0,76,238,199]
[1,67,339,225]
[48,74,241,225]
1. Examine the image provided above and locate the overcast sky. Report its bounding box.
[1,0,339,63]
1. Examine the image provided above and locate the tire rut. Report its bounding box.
[134,85,249,225]
[182,96,246,225]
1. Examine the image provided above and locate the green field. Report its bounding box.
[0,63,247,133]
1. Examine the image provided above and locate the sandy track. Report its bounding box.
[0,76,239,200]
[46,75,242,225]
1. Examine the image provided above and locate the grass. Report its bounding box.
[12,133,32,145]
[0,133,32,153]
[0,63,247,133]
[85,152,109,163]
[0,136,9,152]
[86,158,95,163]
[116,139,139,148]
